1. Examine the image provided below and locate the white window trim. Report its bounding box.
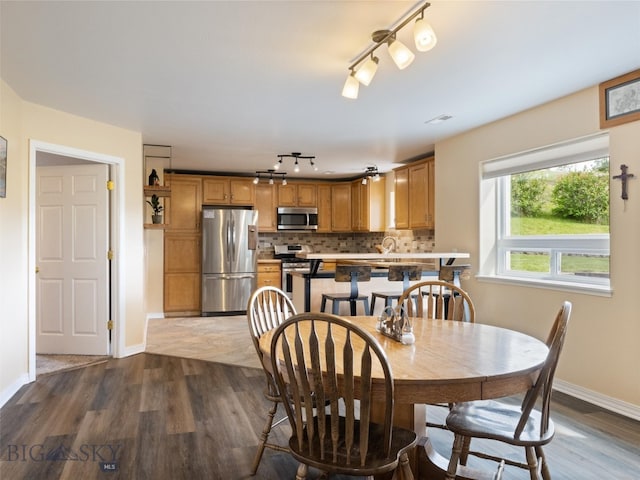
[478,133,611,295]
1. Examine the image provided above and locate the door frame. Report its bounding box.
[28,140,124,381]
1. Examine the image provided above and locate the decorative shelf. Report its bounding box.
[144,185,171,197]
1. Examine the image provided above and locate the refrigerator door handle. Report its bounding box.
[226,218,232,267]
[231,216,237,259]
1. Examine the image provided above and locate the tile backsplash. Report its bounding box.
[258,230,434,257]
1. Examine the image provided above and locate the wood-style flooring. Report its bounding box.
[2,316,639,479]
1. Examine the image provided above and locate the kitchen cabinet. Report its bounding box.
[255,183,277,232]
[165,174,202,232]
[351,178,385,232]
[202,176,255,205]
[317,184,332,233]
[164,174,202,315]
[394,156,435,229]
[331,183,351,232]
[394,166,409,229]
[164,232,201,315]
[277,182,317,207]
[257,261,281,289]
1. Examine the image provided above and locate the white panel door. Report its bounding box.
[36,164,110,354]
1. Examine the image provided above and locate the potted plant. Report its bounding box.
[146,194,164,224]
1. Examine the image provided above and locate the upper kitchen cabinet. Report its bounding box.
[394,156,434,229]
[317,184,332,233]
[165,174,202,232]
[277,182,317,207]
[202,176,255,205]
[351,178,385,232]
[331,183,351,232]
[255,183,277,232]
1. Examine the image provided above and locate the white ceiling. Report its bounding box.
[2,1,639,179]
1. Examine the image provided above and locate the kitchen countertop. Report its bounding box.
[295,252,470,260]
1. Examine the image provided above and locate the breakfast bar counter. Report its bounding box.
[291,252,470,313]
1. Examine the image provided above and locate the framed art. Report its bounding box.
[0,136,6,198]
[599,69,640,128]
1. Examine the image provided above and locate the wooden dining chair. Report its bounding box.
[396,279,475,322]
[397,280,476,432]
[443,301,572,480]
[270,312,418,480]
[246,286,297,475]
[320,264,372,316]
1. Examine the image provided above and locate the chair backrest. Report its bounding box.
[270,312,395,467]
[387,264,423,291]
[247,286,297,373]
[335,264,371,300]
[516,301,572,438]
[397,280,475,322]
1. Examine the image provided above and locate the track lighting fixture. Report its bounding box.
[254,169,287,185]
[342,1,436,98]
[361,166,381,185]
[274,152,317,173]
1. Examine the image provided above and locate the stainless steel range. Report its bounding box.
[273,244,313,297]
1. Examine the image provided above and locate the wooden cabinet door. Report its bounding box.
[331,183,351,232]
[317,184,332,232]
[202,177,229,204]
[297,183,317,207]
[409,161,429,228]
[229,178,255,205]
[166,175,202,231]
[164,232,201,314]
[257,263,281,289]
[351,180,364,231]
[277,184,297,206]
[255,183,277,232]
[426,157,435,228]
[394,166,409,229]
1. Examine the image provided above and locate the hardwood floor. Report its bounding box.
[2,316,639,479]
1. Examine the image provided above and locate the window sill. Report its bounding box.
[475,274,612,297]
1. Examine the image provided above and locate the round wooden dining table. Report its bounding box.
[259,316,549,480]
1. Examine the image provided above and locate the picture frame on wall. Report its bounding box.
[0,136,6,198]
[599,69,640,129]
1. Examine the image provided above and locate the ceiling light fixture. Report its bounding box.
[275,152,317,173]
[342,1,436,98]
[361,166,381,185]
[254,169,287,185]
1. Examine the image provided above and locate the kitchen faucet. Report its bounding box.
[381,236,397,254]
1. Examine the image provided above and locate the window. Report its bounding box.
[479,133,611,293]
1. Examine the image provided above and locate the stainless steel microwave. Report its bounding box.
[277,207,318,231]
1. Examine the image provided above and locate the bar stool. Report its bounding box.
[320,264,371,315]
[370,265,423,315]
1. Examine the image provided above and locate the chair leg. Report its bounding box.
[390,451,415,480]
[363,298,370,315]
[250,400,278,475]
[444,433,465,480]
[536,446,551,480]
[524,446,539,480]
[350,299,357,315]
[295,462,308,480]
[320,295,327,312]
[332,300,339,314]
[460,436,471,465]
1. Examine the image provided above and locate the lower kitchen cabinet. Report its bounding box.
[164,232,201,315]
[257,261,281,289]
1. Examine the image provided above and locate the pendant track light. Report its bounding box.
[273,152,318,173]
[341,1,436,98]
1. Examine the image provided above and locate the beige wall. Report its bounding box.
[435,87,640,411]
[0,79,146,404]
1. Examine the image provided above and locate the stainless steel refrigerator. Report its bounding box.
[201,207,258,315]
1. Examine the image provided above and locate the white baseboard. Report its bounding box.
[554,379,640,422]
[0,373,31,409]
[117,343,146,358]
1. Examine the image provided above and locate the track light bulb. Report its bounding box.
[341,71,359,99]
[362,177,367,185]
[253,176,259,185]
[269,177,274,185]
[388,38,415,70]
[282,178,287,186]
[294,160,300,173]
[354,55,379,86]
[414,17,437,52]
